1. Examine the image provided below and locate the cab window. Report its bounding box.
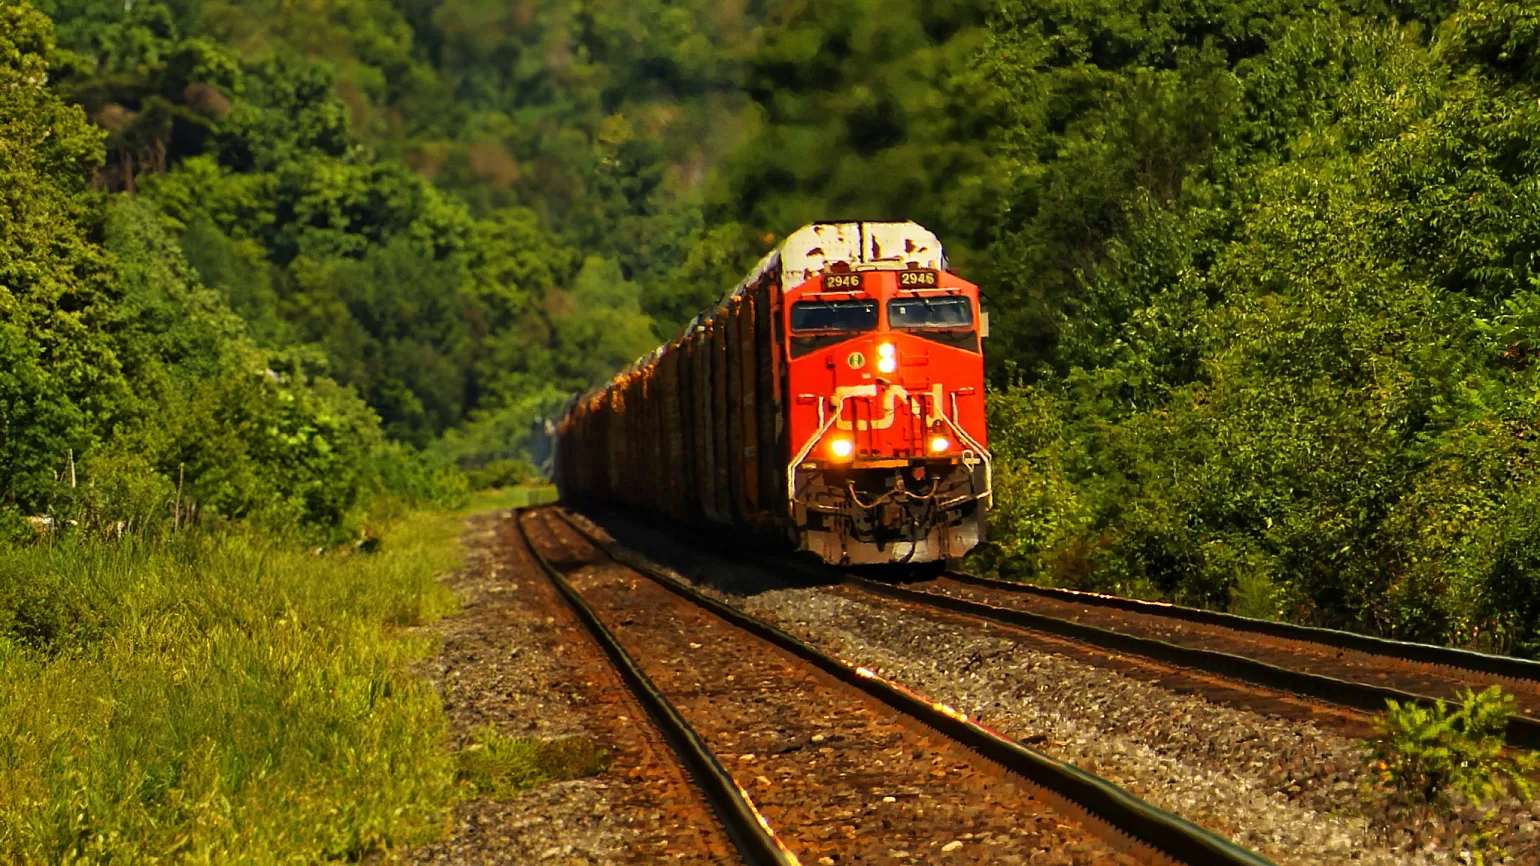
[790,300,879,333]
[888,296,973,329]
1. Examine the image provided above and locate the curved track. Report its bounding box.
[946,572,1540,683]
[540,507,1275,866]
[838,571,1540,749]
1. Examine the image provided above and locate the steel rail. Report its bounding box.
[552,509,1276,866]
[513,509,801,866]
[842,575,1540,751]
[944,570,1540,684]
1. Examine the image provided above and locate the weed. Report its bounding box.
[1228,567,1283,622]
[1364,685,1538,862]
[536,735,609,779]
[455,727,607,799]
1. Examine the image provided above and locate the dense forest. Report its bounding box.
[4,0,1540,656]
[973,0,1540,660]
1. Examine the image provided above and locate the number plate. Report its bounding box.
[897,270,940,288]
[824,273,863,290]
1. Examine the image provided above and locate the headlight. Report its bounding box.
[877,356,897,373]
[929,436,950,453]
[830,438,854,459]
[878,342,896,358]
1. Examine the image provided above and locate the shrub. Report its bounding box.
[467,459,539,492]
[1364,685,1538,859]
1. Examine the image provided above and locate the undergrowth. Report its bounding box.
[0,506,474,863]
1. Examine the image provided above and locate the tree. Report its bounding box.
[0,1,123,514]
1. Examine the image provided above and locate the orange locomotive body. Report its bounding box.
[555,221,992,565]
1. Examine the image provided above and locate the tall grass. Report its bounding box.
[0,507,473,863]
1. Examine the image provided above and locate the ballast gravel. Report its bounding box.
[580,513,1540,866]
[407,513,621,866]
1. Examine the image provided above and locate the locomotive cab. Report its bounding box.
[781,226,992,565]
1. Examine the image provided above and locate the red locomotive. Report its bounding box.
[555,221,992,565]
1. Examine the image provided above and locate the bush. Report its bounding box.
[1363,685,1538,861]
[0,557,104,655]
[366,441,470,520]
[466,459,539,492]
[1479,494,1540,659]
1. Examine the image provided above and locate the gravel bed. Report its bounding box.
[406,513,621,865]
[580,513,1540,866]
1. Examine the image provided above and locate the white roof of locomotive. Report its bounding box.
[777,221,945,289]
[718,220,947,309]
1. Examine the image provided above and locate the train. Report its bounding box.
[554,221,992,566]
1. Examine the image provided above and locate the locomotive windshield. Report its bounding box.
[888,296,974,328]
[790,299,879,332]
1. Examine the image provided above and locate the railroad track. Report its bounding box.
[513,509,795,866]
[832,571,1540,749]
[588,506,1540,749]
[532,506,1274,866]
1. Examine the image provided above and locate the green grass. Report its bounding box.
[461,485,558,513]
[0,486,577,863]
[455,727,608,800]
[0,510,473,863]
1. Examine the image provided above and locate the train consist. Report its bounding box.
[555,221,991,565]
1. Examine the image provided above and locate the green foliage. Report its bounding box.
[969,0,1540,655]
[0,512,463,862]
[0,4,473,537]
[50,194,427,538]
[467,459,539,491]
[434,386,568,466]
[0,1,121,514]
[705,0,999,266]
[29,0,701,464]
[553,256,662,384]
[1366,687,1536,809]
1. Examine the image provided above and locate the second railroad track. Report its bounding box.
[835,570,1540,749]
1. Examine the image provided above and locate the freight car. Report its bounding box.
[555,221,991,565]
